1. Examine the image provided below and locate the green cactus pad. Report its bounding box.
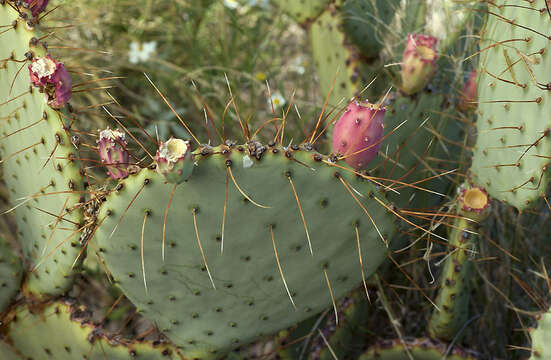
[311,290,370,360]
[2,300,182,360]
[471,0,551,209]
[0,236,21,313]
[93,144,396,358]
[273,0,331,23]
[359,338,476,360]
[0,2,84,296]
[370,93,462,208]
[428,217,476,341]
[531,311,551,359]
[0,341,21,360]
[340,0,398,58]
[310,8,361,110]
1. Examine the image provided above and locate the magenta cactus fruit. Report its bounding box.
[21,0,49,17]
[155,137,194,184]
[28,55,72,108]
[332,100,385,170]
[400,34,438,95]
[97,128,130,180]
[459,70,477,112]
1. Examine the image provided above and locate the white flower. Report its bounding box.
[268,92,286,109]
[223,0,241,9]
[128,41,157,64]
[290,56,307,75]
[248,0,269,7]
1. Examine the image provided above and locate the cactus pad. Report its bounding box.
[93,144,396,357]
[273,0,330,23]
[471,0,551,209]
[531,311,551,359]
[2,300,181,359]
[310,8,361,110]
[359,338,476,360]
[0,236,21,313]
[0,2,84,296]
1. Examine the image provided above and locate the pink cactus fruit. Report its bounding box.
[459,70,477,111]
[97,128,130,180]
[28,55,72,108]
[332,101,385,170]
[400,34,438,95]
[21,0,49,17]
[155,138,194,184]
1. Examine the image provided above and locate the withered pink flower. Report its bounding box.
[28,55,72,108]
[21,0,50,17]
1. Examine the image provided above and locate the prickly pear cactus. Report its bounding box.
[340,0,398,58]
[1,300,181,359]
[531,311,551,360]
[93,144,396,357]
[0,236,21,313]
[310,7,362,109]
[471,0,551,209]
[0,2,84,297]
[273,0,331,23]
[359,338,476,360]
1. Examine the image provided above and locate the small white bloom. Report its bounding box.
[224,0,241,9]
[248,0,268,7]
[290,56,307,75]
[128,41,157,64]
[268,92,286,109]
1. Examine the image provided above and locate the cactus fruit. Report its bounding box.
[98,128,131,180]
[400,34,438,95]
[0,236,21,313]
[21,0,49,17]
[359,338,476,360]
[332,100,385,169]
[0,1,84,297]
[155,137,194,184]
[428,184,490,341]
[93,144,396,357]
[459,70,477,112]
[28,55,72,109]
[471,0,551,209]
[1,300,181,359]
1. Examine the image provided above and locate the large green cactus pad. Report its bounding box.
[471,0,551,209]
[93,144,396,358]
[2,301,182,360]
[0,2,84,296]
[0,236,21,313]
[359,338,476,360]
[310,8,360,110]
[273,0,331,23]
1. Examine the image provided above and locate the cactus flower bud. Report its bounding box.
[155,138,194,184]
[400,34,438,95]
[21,0,49,17]
[332,100,385,169]
[97,128,130,180]
[28,55,72,108]
[459,70,477,112]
